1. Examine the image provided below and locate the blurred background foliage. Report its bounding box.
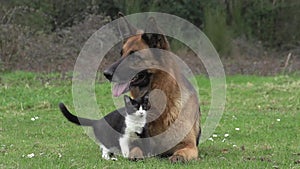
[0,0,299,73]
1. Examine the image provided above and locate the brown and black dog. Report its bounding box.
[103,13,201,163]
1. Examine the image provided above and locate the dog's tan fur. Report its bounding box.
[109,15,201,162]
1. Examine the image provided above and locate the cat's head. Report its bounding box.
[124,93,150,117]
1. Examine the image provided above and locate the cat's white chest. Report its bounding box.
[124,115,146,135]
[119,111,147,158]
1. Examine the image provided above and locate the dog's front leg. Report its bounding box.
[169,129,198,163]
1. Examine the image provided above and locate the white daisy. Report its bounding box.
[27,153,35,158]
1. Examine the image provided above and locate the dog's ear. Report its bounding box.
[118,12,137,39]
[118,12,125,17]
[142,17,170,50]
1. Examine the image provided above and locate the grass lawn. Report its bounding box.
[0,71,299,169]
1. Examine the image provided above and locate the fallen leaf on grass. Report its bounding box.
[295,160,300,164]
[222,149,229,154]
[241,145,245,151]
[260,157,272,162]
[262,145,272,150]
[243,157,254,161]
[243,156,272,162]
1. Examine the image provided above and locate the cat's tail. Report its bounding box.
[59,103,95,126]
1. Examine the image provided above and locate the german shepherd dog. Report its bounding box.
[103,13,201,163]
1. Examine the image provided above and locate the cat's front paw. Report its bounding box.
[111,157,118,161]
[102,153,111,160]
[128,147,144,161]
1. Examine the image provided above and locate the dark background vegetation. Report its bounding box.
[0,0,299,75]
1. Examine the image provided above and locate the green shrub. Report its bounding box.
[204,7,232,56]
[1,0,299,52]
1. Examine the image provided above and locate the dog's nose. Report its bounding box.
[103,68,113,81]
[103,57,125,82]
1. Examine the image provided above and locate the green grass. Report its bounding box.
[1,71,299,169]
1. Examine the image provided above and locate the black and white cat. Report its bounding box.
[59,94,150,160]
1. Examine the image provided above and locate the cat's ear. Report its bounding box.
[141,92,150,104]
[124,95,132,105]
[143,92,149,101]
[142,93,151,110]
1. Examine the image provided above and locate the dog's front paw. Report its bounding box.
[169,145,198,163]
[169,154,186,163]
[129,147,144,161]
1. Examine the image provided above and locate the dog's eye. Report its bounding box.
[132,76,137,82]
[129,51,135,55]
[139,73,145,79]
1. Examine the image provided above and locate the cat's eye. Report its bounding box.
[142,103,150,110]
[133,103,139,109]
